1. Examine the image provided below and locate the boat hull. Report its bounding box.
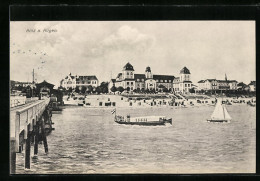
[115,120,166,126]
[207,119,229,123]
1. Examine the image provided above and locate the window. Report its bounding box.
[142,79,144,82]
[156,80,158,82]
[137,79,140,81]
[127,82,129,85]
[131,82,133,85]
[160,80,163,82]
[185,84,187,87]
[165,80,167,83]
[169,80,171,83]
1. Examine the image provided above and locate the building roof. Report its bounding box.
[198,80,205,83]
[206,79,216,82]
[217,80,228,83]
[116,73,122,78]
[77,75,98,81]
[227,80,237,83]
[217,80,237,83]
[123,62,134,71]
[180,67,190,74]
[65,75,75,79]
[249,81,256,86]
[237,82,246,86]
[134,74,146,81]
[36,80,55,87]
[153,75,175,81]
[145,66,151,72]
[110,79,116,83]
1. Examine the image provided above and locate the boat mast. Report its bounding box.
[222,97,225,119]
[222,105,226,120]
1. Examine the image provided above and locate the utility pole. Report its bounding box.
[32,69,35,83]
[32,69,34,97]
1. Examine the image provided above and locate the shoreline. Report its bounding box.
[62,94,255,109]
[59,102,250,110]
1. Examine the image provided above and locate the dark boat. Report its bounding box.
[114,115,172,126]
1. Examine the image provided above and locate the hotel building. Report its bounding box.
[108,62,193,94]
[109,62,175,92]
[60,73,99,89]
[197,75,237,91]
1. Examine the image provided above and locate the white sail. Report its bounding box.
[210,101,225,120]
[223,105,232,120]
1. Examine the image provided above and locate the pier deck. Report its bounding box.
[10,97,53,174]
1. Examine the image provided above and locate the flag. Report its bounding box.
[111,109,116,114]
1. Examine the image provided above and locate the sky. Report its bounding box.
[10,21,255,88]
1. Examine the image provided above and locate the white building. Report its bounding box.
[173,67,192,94]
[197,75,237,91]
[60,73,99,90]
[109,62,174,92]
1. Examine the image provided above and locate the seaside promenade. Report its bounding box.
[63,94,256,108]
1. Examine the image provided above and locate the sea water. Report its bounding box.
[15,105,256,174]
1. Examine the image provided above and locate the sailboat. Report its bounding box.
[207,100,232,123]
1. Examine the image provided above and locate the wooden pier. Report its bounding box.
[10,97,54,174]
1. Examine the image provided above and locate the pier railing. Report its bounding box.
[12,98,50,152]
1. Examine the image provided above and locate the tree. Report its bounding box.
[111,86,117,93]
[189,87,195,93]
[81,86,87,94]
[98,81,109,93]
[117,86,124,93]
[150,88,156,94]
[136,87,141,93]
[68,87,73,93]
[75,86,80,93]
[17,85,23,91]
[102,87,108,93]
[158,84,166,89]
[87,85,93,93]
[141,88,145,93]
[163,87,168,92]
[126,87,130,92]
[158,84,166,92]
[95,86,101,94]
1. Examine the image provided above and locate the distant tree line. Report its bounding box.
[110,84,173,94]
[59,82,109,95]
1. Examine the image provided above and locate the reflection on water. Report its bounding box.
[16,105,255,174]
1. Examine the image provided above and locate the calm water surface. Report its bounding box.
[16,105,255,174]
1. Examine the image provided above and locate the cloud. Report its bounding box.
[84,25,155,58]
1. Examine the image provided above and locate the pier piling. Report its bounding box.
[25,125,31,169]
[10,138,16,174]
[40,118,48,154]
[34,121,39,156]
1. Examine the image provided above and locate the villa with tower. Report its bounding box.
[108,62,193,94]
